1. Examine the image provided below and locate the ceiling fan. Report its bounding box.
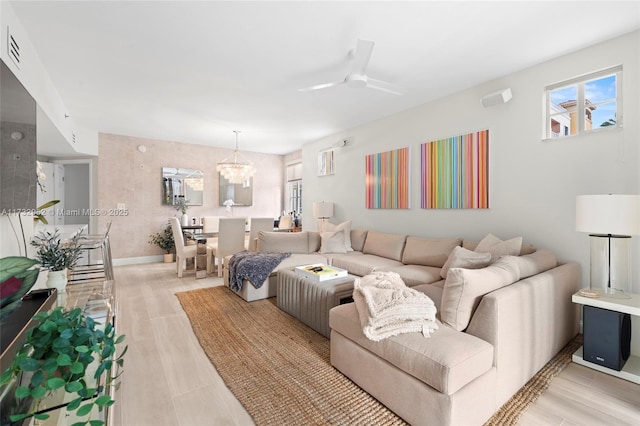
[298,39,404,96]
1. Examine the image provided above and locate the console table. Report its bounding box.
[572,291,640,384]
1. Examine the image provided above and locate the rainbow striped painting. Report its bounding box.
[421,130,489,209]
[365,147,410,209]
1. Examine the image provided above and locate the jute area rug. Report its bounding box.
[177,285,582,426]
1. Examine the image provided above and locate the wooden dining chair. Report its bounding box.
[208,217,246,277]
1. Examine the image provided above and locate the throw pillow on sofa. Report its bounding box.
[319,230,347,254]
[441,256,521,331]
[474,233,523,261]
[440,246,492,279]
[323,220,353,251]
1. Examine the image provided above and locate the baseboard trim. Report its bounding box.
[113,255,163,266]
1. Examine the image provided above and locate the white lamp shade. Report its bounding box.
[576,194,640,236]
[313,201,334,219]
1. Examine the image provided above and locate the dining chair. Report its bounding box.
[246,217,275,251]
[209,217,246,277]
[278,215,293,232]
[203,215,221,245]
[169,217,212,277]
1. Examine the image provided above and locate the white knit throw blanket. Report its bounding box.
[353,271,438,342]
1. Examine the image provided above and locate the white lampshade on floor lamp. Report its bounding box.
[576,194,640,298]
[313,201,334,232]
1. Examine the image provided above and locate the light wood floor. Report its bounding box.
[111,262,640,426]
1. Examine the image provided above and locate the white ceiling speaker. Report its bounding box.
[481,88,512,108]
[299,39,404,96]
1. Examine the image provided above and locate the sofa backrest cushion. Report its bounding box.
[440,246,492,279]
[350,229,368,252]
[517,249,557,279]
[441,256,521,331]
[402,237,462,267]
[308,231,321,252]
[362,231,407,262]
[257,231,309,254]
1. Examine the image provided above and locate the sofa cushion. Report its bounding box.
[308,231,321,252]
[413,282,445,312]
[319,230,347,254]
[440,246,492,279]
[257,231,309,254]
[401,237,462,267]
[323,221,353,251]
[330,303,494,395]
[350,229,368,252]
[362,231,407,262]
[464,238,536,255]
[380,264,442,287]
[517,249,557,279]
[331,254,403,277]
[441,256,521,331]
[474,234,523,261]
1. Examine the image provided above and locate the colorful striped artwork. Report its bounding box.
[420,130,489,209]
[365,147,410,209]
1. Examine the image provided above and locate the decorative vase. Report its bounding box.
[182,213,189,227]
[163,253,174,263]
[46,269,67,293]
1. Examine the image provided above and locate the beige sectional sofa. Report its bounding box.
[223,228,581,425]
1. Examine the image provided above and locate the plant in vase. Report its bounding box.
[30,229,83,292]
[0,305,127,425]
[148,224,175,263]
[173,197,190,226]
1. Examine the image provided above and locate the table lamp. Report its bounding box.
[575,194,640,298]
[313,201,334,232]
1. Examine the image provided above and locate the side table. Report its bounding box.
[571,291,640,384]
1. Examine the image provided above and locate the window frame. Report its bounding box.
[544,65,622,140]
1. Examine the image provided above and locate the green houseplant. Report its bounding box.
[30,229,83,273]
[148,224,175,262]
[0,306,127,425]
[30,229,83,292]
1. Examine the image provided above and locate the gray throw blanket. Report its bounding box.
[228,251,291,292]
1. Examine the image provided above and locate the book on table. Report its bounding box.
[295,263,348,282]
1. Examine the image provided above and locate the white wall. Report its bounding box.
[302,31,640,293]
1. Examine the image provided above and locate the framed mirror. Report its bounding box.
[162,167,204,206]
[219,174,252,206]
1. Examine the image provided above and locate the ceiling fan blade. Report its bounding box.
[351,39,375,76]
[298,80,345,92]
[366,78,405,96]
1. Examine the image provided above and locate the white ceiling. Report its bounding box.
[10,1,640,155]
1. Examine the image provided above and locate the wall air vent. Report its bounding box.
[72,133,76,144]
[7,27,20,69]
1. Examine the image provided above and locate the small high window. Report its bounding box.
[544,66,622,139]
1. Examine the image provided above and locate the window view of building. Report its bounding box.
[545,66,621,139]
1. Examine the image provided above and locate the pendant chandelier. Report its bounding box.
[216,130,257,184]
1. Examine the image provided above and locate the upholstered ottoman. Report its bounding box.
[277,268,356,337]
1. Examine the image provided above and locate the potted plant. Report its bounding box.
[0,306,127,425]
[30,229,83,292]
[148,224,175,263]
